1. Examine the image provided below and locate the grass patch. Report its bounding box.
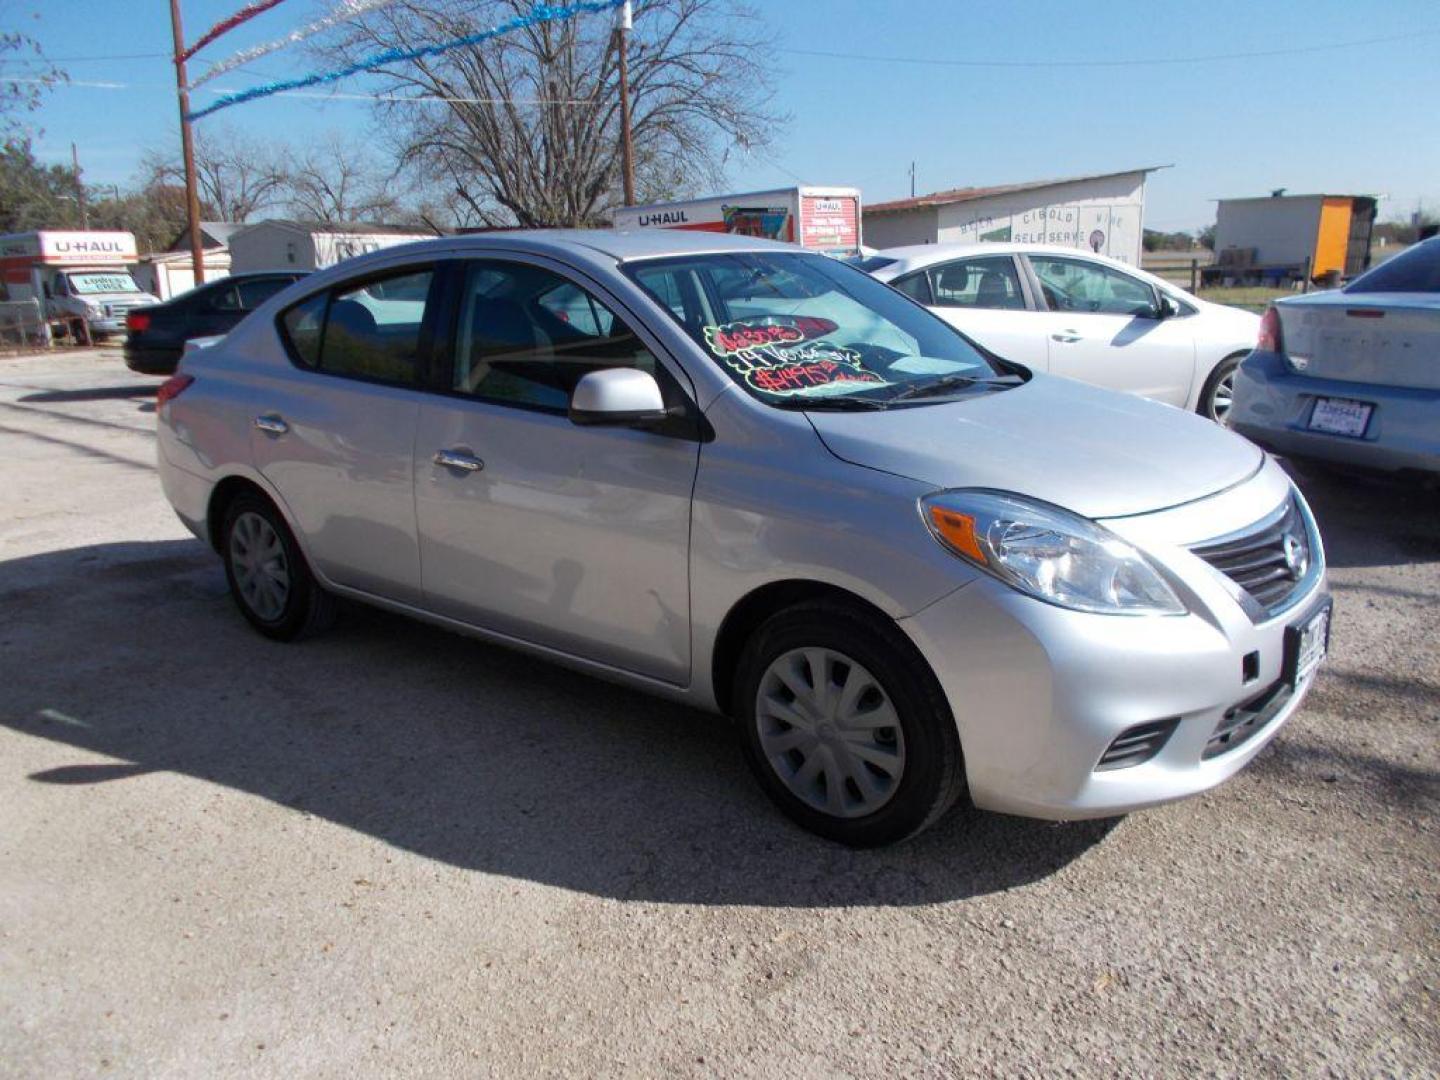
[1197,286,1297,312]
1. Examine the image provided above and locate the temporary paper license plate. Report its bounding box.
[1286,604,1331,685]
[1309,397,1372,437]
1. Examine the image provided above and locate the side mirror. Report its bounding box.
[568,368,669,428]
[1152,293,1179,319]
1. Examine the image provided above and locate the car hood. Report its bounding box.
[806,375,1264,519]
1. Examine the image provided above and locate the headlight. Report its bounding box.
[921,490,1186,616]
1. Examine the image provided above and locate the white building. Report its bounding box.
[862,166,1168,266]
[131,221,239,300]
[228,219,435,274]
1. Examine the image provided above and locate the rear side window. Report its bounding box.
[237,277,293,310]
[208,285,242,311]
[281,293,326,368]
[1346,240,1440,293]
[929,257,1026,310]
[277,267,435,384]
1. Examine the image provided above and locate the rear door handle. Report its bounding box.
[1050,332,1083,344]
[433,448,485,473]
[254,413,289,435]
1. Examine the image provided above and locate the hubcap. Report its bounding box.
[1211,370,1236,424]
[755,648,905,819]
[229,511,290,622]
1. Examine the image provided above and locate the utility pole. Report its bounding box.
[615,1,635,207]
[70,143,89,229]
[909,161,916,198]
[168,0,206,285]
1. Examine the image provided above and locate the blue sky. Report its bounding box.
[10,0,1439,231]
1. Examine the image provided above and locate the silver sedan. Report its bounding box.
[155,230,1330,846]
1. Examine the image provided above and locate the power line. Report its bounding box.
[780,27,1440,70]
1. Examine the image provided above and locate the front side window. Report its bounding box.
[453,260,669,411]
[1028,256,1157,317]
[625,252,1008,407]
[277,267,435,384]
[929,257,1026,310]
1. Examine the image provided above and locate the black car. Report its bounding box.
[124,272,307,375]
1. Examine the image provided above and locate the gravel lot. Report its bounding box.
[1,349,1436,1077]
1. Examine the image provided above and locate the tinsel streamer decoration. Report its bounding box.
[181,0,291,63]
[187,0,625,121]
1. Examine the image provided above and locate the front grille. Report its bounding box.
[1096,717,1179,771]
[1191,497,1312,617]
[1204,678,1293,759]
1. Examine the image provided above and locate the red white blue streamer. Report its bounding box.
[190,0,405,89]
[181,0,290,63]
[186,0,626,121]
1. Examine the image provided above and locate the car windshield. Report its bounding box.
[1345,239,1440,294]
[67,271,141,295]
[624,252,1008,407]
[846,254,898,272]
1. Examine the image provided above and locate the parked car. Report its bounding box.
[859,244,1259,423]
[155,231,1329,846]
[1231,236,1440,478]
[124,272,307,375]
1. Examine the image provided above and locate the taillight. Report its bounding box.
[1257,306,1283,353]
[126,311,151,333]
[156,374,194,407]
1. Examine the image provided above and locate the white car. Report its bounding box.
[860,244,1259,423]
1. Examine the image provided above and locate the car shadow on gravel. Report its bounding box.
[1282,459,1440,570]
[0,539,1117,908]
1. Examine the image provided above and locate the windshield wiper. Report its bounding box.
[769,394,890,411]
[887,373,1022,402]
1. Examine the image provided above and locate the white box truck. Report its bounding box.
[611,186,862,256]
[0,230,159,338]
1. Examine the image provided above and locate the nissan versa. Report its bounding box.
[155,231,1330,846]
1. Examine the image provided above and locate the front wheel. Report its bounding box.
[1199,355,1242,425]
[734,601,966,847]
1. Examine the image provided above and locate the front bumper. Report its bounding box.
[899,466,1328,820]
[1231,350,1440,476]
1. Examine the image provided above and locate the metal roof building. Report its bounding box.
[863,166,1169,266]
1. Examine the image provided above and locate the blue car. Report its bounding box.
[1231,237,1440,479]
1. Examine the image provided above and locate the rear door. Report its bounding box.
[892,255,1049,370]
[254,264,441,604]
[1024,253,1196,406]
[412,255,700,683]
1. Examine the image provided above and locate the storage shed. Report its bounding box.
[1212,193,1377,282]
[863,167,1166,266]
[228,219,434,273]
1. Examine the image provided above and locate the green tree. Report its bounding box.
[0,139,83,232]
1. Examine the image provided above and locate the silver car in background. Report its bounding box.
[155,230,1330,846]
[1232,236,1440,478]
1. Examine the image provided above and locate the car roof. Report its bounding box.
[870,241,1143,275]
[346,228,798,267]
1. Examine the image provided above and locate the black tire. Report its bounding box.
[1199,354,1242,425]
[733,600,966,847]
[220,491,336,641]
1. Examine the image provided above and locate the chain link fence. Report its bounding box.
[0,300,52,349]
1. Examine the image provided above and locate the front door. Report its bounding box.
[1025,254,1196,407]
[252,264,441,604]
[413,257,699,684]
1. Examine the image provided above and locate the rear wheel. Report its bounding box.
[1199,355,1242,425]
[221,492,335,641]
[734,601,965,846]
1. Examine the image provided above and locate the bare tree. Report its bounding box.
[1,8,66,144]
[325,0,784,227]
[144,124,288,223]
[286,133,401,224]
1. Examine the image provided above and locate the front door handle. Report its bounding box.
[254,413,289,435]
[433,448,485,473]
[1050,332,1083,344]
